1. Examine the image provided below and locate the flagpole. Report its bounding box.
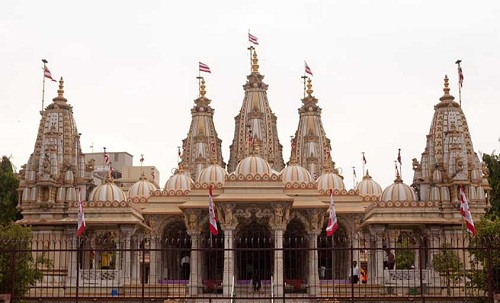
[362,152,366,176]
[41,59,48,113]
[352,166,356,189]
[301,75,307,98]
[456,60,462,106]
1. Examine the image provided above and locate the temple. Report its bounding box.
[16,48,490,299]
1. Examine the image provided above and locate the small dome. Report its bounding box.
[197,163,227,185]
[381,175,418,202]
[355,171,382,197]
[281,163,313,185]
[429,186,440,201]
[65,187,77,202]
[89,177,127,202]
[165,169,194,191]
[234,155,273,176]
[129,178,157,198]
[432,169,442,183]
[56,187,66,203]
[316,171,345,192]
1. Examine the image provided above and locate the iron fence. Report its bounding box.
[0,233,498,302]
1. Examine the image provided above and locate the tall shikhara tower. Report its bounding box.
[411,75,490,217]
[179,78,225,181]
[18,78,92,226]
[290,78,332,179]
[227,49,285,172]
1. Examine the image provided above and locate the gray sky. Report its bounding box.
[1,0,499,189]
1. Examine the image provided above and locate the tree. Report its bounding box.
[483,153,500,218]
[395,235,415,269]
[432,242,463,295]
[0,224,51,300]
[468,218,500,296]
[0,156,21,225]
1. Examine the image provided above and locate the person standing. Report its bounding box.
[181,254,190,280]
[351,261,360,284]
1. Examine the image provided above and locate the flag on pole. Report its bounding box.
[44,65,57,82]
[140,154,144,163]
[104,148,110,165]
[397,149,402,165]
[353,167,357,179]
[77,189,86,237]
[199,62,211,73]
[151,170,155,180]
[458,65,464,88]
[248,32,259,45]
[326,190,338,236]
[459,186,477,235]
[362,153,367,165]
[208,186,218,236]
[305,62,313,76]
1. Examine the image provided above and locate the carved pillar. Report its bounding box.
[369,225,385,284]
[222,225,236,296]
[148,237,158,284]
[65,229,78,287]
[121,226,137,284]
[270,203,290,297]
[188,231,201,295]
[307,231,321,295]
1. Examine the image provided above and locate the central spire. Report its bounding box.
[227,48,285,172]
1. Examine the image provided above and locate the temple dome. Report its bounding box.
[316,170,345,192]
[234,155,273,176]
[197,163,227,185]
[165,168,194,191]
[281,162,312,185]
[128,177,157,198]
[381,175,417,202]
[355,171,382,197]
[89,177,127,202]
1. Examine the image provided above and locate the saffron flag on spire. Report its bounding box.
[77,189,86,237]
[44,65,57,82]
[459,186,477,235]
[305,61,313,76]
[248,32,259,45]
[397,149,402,165]
[208,186,218,236]
[362,153,367,165]
[199,62,211,73]
[326,190,338,236]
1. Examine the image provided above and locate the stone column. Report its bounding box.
[121,227,137,284]
[273,227,285,297]
[148,237,158,284]
[222,225,236,296]
[307,231,321,296]
[188,231,201,295]
[369,225,385,285]
[65,229,79,287]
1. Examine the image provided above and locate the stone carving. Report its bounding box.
[85,159,96,172]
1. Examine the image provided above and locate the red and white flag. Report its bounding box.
[305,61,313,76]
[44,66,57,82]
[104,148,110,165]
[248,32,259,45]
[458,65,464,88]
[208,186,218,236]
[199,62,211,73]
[77,189,86,237]
[459,186,477,235]
[326,190,338,236]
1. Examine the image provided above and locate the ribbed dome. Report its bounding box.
[165,169,194,191]
[197,163,227,185]
[281,163,313,184]
[64,170,74,184]
[429,186,440,201]
[129,178,157,198]
[381,175,418,202]
[89,179,127,202]
[234,155,273,176]
[316,171,345,192]
[355,171,382,197]
[432,169,443,183]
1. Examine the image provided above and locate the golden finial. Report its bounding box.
[200,78,206,97]
[53,77,67,103]
[439,74,455,102]
[251,50,260,73]
[306,78,313,96]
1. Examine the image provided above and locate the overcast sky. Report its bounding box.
[1,0,499,189]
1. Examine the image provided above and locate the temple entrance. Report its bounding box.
[235,220,272,282]
[283,218,307,280]
[161,219,190,280]
[317,224,348,280]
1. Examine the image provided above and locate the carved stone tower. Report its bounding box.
[227,49,285,172]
